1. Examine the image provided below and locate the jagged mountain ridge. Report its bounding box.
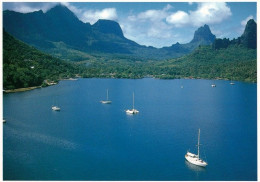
[3,4,216,61]
[240,19,257,49]
[190,24,216,44]
[213,19,256,50]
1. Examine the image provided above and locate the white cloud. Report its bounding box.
[4,2,118,25]
[4,2,58,13]
[147,22,172,39]
[138,9,163,21]
[241,15,254,26]
[166,11,190,27]
[81,8,118,24]
[59,2,118,24]
[190,2,232,26]
[61,2,83,15]
[124,4,174,43]
[238,15,254,34]
[210,28,223,38]
[166,2,232,27]
[128,4,172,22]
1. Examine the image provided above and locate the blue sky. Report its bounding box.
[2,2,257,48]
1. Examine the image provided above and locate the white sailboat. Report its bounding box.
[100,89,112,104]
[230,79,235,85]
[52,97,60,111]
[126,92,139,114]
[52,105,60,111]
[185,129,208,167]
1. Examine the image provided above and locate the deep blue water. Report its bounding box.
[3,78,257,180]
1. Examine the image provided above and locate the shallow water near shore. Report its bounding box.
[3,78,257,180]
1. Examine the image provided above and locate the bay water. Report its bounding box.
[3,78,257,180]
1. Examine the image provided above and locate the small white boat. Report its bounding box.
[101,100,112,104]
[126,108,139,114]
[211,84,216,87]
[230,82,235,85]
[185,129,208,167]
[126,92,139,114]
[100,89,112,104]
[52,106,60,111]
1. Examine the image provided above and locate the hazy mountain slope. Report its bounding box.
[3,4,216,61]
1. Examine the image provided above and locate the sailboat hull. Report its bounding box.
[126,92,139,114]
[52,106,60,111]
[100,100,112,104]
[185,153,207,167]
[126,109,139,114]
[101,89,112,104]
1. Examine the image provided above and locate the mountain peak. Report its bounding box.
[92,19,124,37]
[203,24,210,29]
[190,24,216,44]
[47,4,69,12]
[240,19,256,49]
[46,4,77,19]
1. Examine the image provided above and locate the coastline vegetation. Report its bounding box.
[78,44,256,82]
[3,30,82,90]
[3,30,256,92]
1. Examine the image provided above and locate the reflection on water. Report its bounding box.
[185,160,206,172]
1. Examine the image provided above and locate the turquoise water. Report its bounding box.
[3,78,257,180]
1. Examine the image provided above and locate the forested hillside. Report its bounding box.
[3,30,82,90]
[153,45,256,82]
[77,44,256,82]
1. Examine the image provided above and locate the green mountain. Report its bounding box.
[149,20,257,82]
[213,19,256,50]
[161,24,216,56]
[3,4,216,61]
[3,29,81,90]
[240,19,257,49]
[81,20,256,82]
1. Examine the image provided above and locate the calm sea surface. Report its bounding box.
[3,78,257,180]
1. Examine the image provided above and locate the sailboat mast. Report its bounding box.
[198,128,200,158]
[106,89,109,100]
[133,92,135,110]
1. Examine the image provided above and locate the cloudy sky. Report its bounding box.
[3,2,257,48]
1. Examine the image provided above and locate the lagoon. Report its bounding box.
[3,78,257,180]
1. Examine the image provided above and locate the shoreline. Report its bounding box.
[4,86,42,93]
[3,77,255,93]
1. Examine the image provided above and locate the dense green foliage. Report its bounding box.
[3,30,82,90]
[157,45,256,82]
[77,44,256,82]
